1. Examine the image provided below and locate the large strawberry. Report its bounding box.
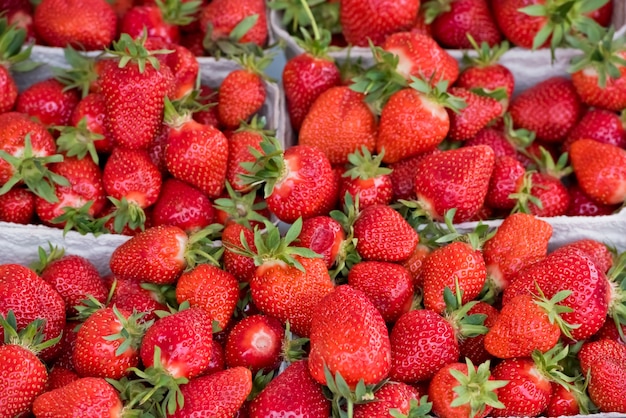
[100,33,175,150]
[413,145,495,222]
[578,339,626,412]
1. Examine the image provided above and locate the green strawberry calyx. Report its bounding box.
[606,250,626,341]
[29,242,65,274]
[531,342,580,392]
[0,310,62,353]
[343,146,392,181]
[103,306,153,357]
[107,31,172,74]
[0,17,38,72]
[213,182,269,229]
[449,358,508,418]
[238,134,286,198]
[443,279,489,340]
[532,286,581,339]
[389,395,434,418]
[156,0,202,26]
[323,364,385,418]
[463,35,510,68]
[54,117,105,165]
[329,193,362,281]
[52,46,100,99]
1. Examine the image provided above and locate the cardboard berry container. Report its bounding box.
[269,3,626,94]
[3,53,290,275]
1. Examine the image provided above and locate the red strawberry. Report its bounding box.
[205,339,226,375]
[425,0,502,48]
[35,249,107,316]
[0,24,22,114]
[217,59,267,130]
[594,320,626,344]
[485,155,526,210]
[0,186,35,224]
[563,109,626,153]
[383,32,460,85]
[482,213,552,296]
[512,171,570,217]
[354,381,422,417]
[447,87,503,141]
[389,150,441,201]
[459,302,500,365]
[225,314,285,373]
[51,321,79,371]
[199,0,268,47]
[309,285,391,389]
[567,183,621,216]
[586,357,626,413]
[151,178,215,233]
[298,86,377,165]
[121,2,200,45]
[578,339,626,376]
[0,264,65,361]
[401,243,431,289]
[32,377,123,416]
[570,139,626,205]
[249,359,330,418]
[559,239,613,273]
[46,366,80,391]
[509,77,582,143]
[99,34,175,150]
[466,127,517,159]
[298,216,346,269]
[222,222,258,282]
[226,116,268,192]
[175,263,239,330]
[546,382,585,417]
[169,367,252,417]
[33,0,117,50]
[339,146,393,208]
[353,204,419,262]
[422,241,487,314]
[68,94,115,155]
[145,39,200,100]
[413,145,495,222]
[348,261,414,323]
[0,315,54,417]
[16,78,79,126]
[192,85,220,128]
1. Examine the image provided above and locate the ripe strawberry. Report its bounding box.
[340,0,420,46]
[163,101,228,198]
[297,215,346,270]
[466,128,517,158]
[348,261,414,323]
[511,171,570,217]
[151,178,214,233]
[570,139,626,205]
[175,263,239,331]
[578,339,626,376]
[73,307,147,380]
[402,243,432,289]
[389,150,441,201]
[169,367,252,417]
[51,321,79,371]
[32,377,123,416]
[559,239,613,273]
[546,382,586,417]
[225,314,284,373]
[33,0,117,50]
[485,155,526,210]
[413,145,495,222]
[46,366,80,391]
[100,34,175,150]
[482,213,552,296]
[352,204,419,262]
[192,85,220,128]
[121,1,201,45]
[299,85,377,165]
[240,137,338,223]
[586,357,626,413]
[16,78,79,126]
[222,222,258,282]
[422,241,487,314]
[217,57,268,130]
[447,87,503,141]
[0,186,34,224]
[67,95,115,156]
[459,302,500,365]
[0,19,33,114]
[383,31,460,84]
[249,359,330,418]
[428,359,507,418]
[0,314,56,417]
[102,147,162,233]
[568,25,626,112]
[563,108,626,153]
[339,146,393,208]
[354,382,420,418]
[35,248,107,316]
[199,0,268,47]
[509,77,582,143]
[0,264,65,362]
[594,320,626,344]
[205,339,226,375]
[309,285,391,389]
[424,0,502,49]
[226,116,269,192]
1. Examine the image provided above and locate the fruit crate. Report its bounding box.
[269,2,626,94]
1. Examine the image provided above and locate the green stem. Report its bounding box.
[299,0,320,40]
[347,398,354,418]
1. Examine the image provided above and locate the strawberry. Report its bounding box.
[0,186,34,224]
[482,213,552,297]
[16,78,79,126]
[105,276,168,324]
[0,314,58,417]
[0,18,37,114]
[151,178,215,233]
[225,314,284,373]
[121,1,201,45]
[299,85,377,165]
[169,367,252,417]
[389,150,441,201]
[192,85,220,128]
[309,285,391,390]
[595,320,626,344]
[568,25,626,112]
[401,243,432,289]
[423,0,502,49]
[413,145,495,222]
[33,0,117,50]
[509,77,582,143]
[297,215,346,270]
[175,263,239,330]
[340,0,420,46]
[586,357,626,413]
[240,137,338,223]
[199,0,268,47]
[205,339,226,375]
[578,339,626,376]
[383,32,460,85]
[422,241,487,314]
[249,359,330,418]
[34,247,107,316]
[100,33,175,150]
[73,306,148,380]
[563,108,626,153]
[354,381,423,417]
[428,359,507,418]
[485,155,526,210]
[447,87,503,141]
[339,146,393,208]
[46,366,80,391]
[352,204,419,262]
[68,94,115,155]
[0,264,65,362]
[0,64,16,115]
[459,302,500,365]
[546,382,587,417]
[467,128,517,159]
[222,222,259,282]
[231,220,334,337]
[217,56,268,130]
[226,116,269,192]
[347,261,414,323]
[559,239,613,273]
[102,147,162,233]
[570,139,626,205]
[32,377,124,416]
[163,101,228,199]
[51,321,79,371]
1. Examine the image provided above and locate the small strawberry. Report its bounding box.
[225,314,285,373]
[226,115,270,192]
[459,302,500,365]
[151,178,214,233]
[401,243,432,289]
[222,222,259,282]
[0,186,34,224]
[121,1,202,45]
[389,150,441,201]
[68,94,115,155]
[447,87,503,141]
[32,377,124,416]
[563,108,626,152]
[46,366,80,391]
[485,155,526,210]
[199,0,268,48]
[339,146,393,209]
[354,382,424,417]
[16,78,79,126]
[297,215,346,270]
